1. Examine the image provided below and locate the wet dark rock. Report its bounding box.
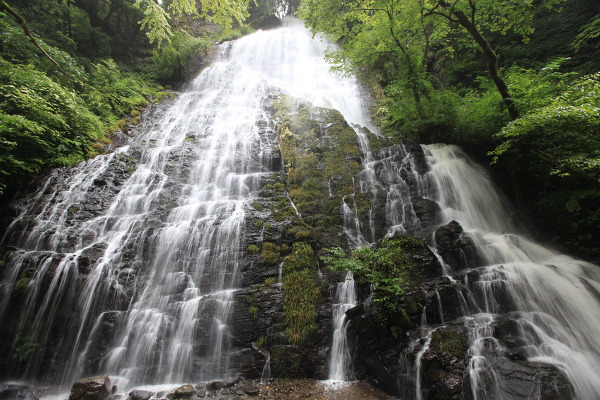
[69,375,111,400]
[129,390,153,400]
[345,303,364,319]
[205,381,224,391]
[411,196,442,232]
[231,286,283,349]
[423,277,469,324]
[270,345,304,378]
[230,347,267,379]
[435,221,480,270]
[0,384,38,400]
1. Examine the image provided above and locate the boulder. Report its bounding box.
[128,390,153,400]
[69,376,111,400]
[411,196,442,232]
[166,384,195,400]
[434,221,480,270]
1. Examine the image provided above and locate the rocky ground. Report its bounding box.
[1,378,399,400]
[254,380,397,400]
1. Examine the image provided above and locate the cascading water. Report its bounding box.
[371,143,600,399]
[225,18,379,383]
[2,13,597,400]
[0,17,376,391]
[1,40,280,387]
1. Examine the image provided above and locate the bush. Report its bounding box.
[146,31,210,83]
[491,73,600,257]
[0,59,103,193]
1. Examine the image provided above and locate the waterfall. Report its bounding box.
[227,17,377,382]
[373,143,600,399]
[422,144,600,398]
[328,271,357,381]
[2,13,596,399]
[1,41,280,386]
[0,17,376,390]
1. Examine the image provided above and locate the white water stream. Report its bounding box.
[1,15,598,400]
[0,17,372,390]
[381,144,600,399]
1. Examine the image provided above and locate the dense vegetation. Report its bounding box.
[0,0,598,258]
[0,0,284,199]
[299,0,600,259]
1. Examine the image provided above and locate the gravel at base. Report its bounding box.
[257,379,399,400]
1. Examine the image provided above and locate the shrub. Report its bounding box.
[261,242,281,266]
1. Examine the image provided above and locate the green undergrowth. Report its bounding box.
[282,242,320,344]
[322,235,425,329]
[0,18,174,197]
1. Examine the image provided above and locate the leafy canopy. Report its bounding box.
[134,0,252,46]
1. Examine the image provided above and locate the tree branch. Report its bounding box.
[0,0,68,76]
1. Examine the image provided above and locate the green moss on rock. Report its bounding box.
[14,278,31,296]
[261,242,281,266]
[431,328,469,358]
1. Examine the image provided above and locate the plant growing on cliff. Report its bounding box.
[323,235,422,297]
[11,334,41,362]
[261,242,281,266]
[322,235,423,327]
[282,242,320,344]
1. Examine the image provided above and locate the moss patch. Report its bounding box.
[261,242,281,266]
[431,328,469,358]
[274,95,367,248]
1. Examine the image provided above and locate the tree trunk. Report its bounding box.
[439,2,520,120]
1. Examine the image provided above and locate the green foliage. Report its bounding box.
[322,235,424,328]
[218,24,255,42]
[85,59,161,124]
[147,30,210,83]
[135,0,173,46]
[0,4,170,195]
[573,14,600,52]
[249,304,259,319]
[264,277,277,285]
[11,334,41,361]
[323,235,422,297]
[283,269,319,344]
[282,242,317,274]
[491,72,600,256]
[261,242,281,266]
[253,335,265,349]
[0,58,103,193]
[135,0,251,46]
[281,241,319,344]
[247,244,260,255]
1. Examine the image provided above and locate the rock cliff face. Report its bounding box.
[0,94,576,400]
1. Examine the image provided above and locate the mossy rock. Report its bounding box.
[261,242,281,266]
[430,327,469,358]
[14,278,31,296]
[270,345,304,378]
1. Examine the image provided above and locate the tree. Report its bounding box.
[299,0,565,120]
[133,0,252,46]
[421,0,565,120]
[298,0,447,119]
[0,0,66,72]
